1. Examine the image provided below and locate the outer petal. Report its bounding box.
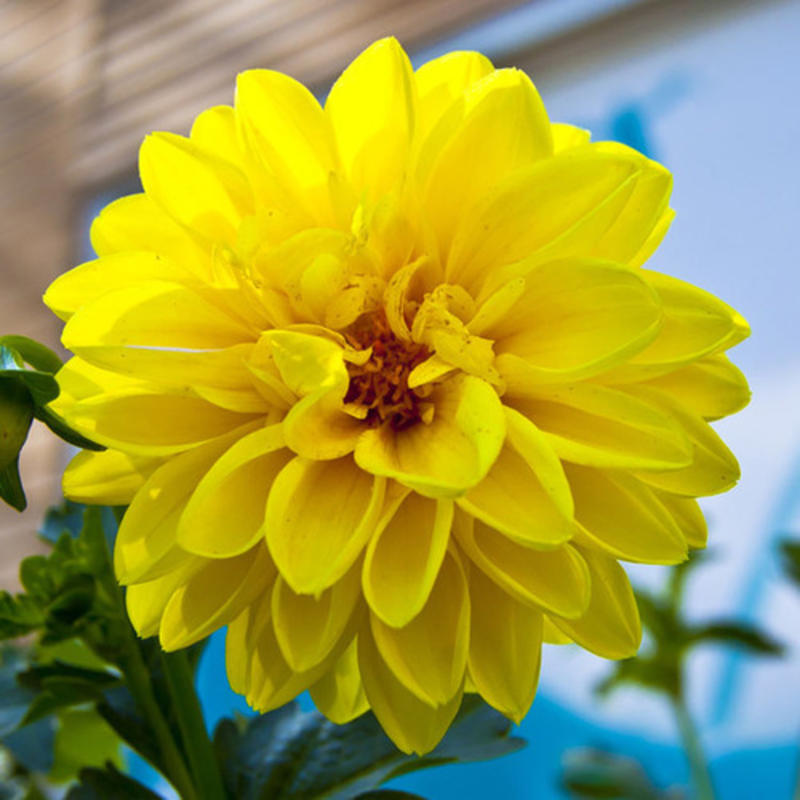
[492,258,662,383]
[468,565,543,722]
[159,545,274,650]
[455,514,590,619]
[283,388,363,460]
[63,391,260,456]
[423,68,552,262]
[358,622,463,755]
[271,562,361,672]
[370,549,468,707]
[265,457,385,594]
[326,37,416,198]
[458,407,573,549]
[139,131,253,245]
[509,383,692,471]
[236,69,337,202]
[654,491,708,549]
[550,547,641,659]
[551,123,590,152]
[89,194,209,275]
[190,105,242,166]
[632,388,740,496]
[177,424,289,557]
[446,146,643,293]
[602,271,750,382]
[62,449,161,505]
[565,464,688,564]
[354,374,505,498]
[363,491,453,628]
[635,354,750,421]
[310,637,369,724]
[262,329,348,396]
[114,431,248,584]
[44,252,197,321]
[414,50,494,140]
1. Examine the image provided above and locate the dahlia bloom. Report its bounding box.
[44,38,749,754]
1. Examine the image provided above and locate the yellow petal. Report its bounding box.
[65,391,260,456]
[354,375,505,498]
[358,622,463,755]
[190,105,241,166]
[364,492,453,628]
[236,70,337,202]
[424,68,552,263]
[62,449,161,505]
[458,407,573,548]
[468,565,543,722]
[542,616,573,645]
[178,424,289,557]
[550,547,641,659]
[632,388,741,496]
[326,37,416,198]
[636,354,751,421]
[628,207,674,268]
[370,549,469,706]
[509,383,692,470]
[603,271,750,382]
[114,432,244,584]
[310,637,369,724]
[551,123,590,152]
[283,388,364,460]
[455,514,590,619]
[414,50,493,141]
[62,281,254,361]
[654,491,708,549]
[44,252,198,322]
[272,562,361,672]
[225,605,254,695]
[139,131,253,244]
[492,258,662,383]
[89,194,209,275]
[565,464,687,564]
[247,608,334,713]
[265,457,385,594]
[126,556,205,638]
[446,146,642,293]
[159,545,273,650]
[262,329,348,396]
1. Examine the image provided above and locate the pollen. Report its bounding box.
[344,310,430,430]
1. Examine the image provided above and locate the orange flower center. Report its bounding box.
[344,310,430,430]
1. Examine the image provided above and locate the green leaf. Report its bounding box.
[32,405,104,452]
[0,336,62,375]
[49,708,123,784]
[685,622,784,656]
[214,695,524,800]
[0,348,59,407]
[780,539,800,588]
[561,747,678,799]
[0,378,33,470]
[0,593,44,641]
[595,656,681,700]
[354,793,429,799]
[64,764,163,800]
[0,458,27,512]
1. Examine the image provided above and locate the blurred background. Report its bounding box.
[1,0,799,798]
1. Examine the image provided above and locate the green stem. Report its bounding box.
[161,650,228,800]
[118,643,198,800]
[672,695,716,800]
[94,519,197,800]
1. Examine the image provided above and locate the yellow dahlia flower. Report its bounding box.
[44,38,749,754]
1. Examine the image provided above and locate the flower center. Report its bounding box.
[343,310,430,431]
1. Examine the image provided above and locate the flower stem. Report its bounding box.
[672,695,716,800]
[160,649,228,800]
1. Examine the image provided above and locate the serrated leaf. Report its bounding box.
[0,593,44,641]
[215,695,524,800]
[685,622,784,655]
[0,336,62,374]
[780,539,800,588]
[49,708,123,784]
[64,764,163,800]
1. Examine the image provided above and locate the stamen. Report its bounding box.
[344,310,430,430]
